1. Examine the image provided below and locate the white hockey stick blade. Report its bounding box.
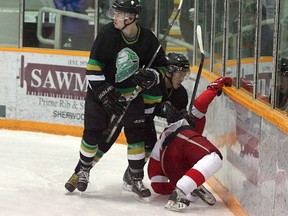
[177,0,183,10]
[196,25,204,55]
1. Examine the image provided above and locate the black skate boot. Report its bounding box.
[122,166,132,191]
[64,173,78,192]
[76,166,90,192]
[192,184,216,205]
[165,187,190,211]
[129,168,151,202]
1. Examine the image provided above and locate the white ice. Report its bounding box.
[0,129,234,216]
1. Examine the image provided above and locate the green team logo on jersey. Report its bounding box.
[115,48,139,83]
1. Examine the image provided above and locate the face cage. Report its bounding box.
[168,65,190,74]
[107,7,131,20]
[173,71,190,79]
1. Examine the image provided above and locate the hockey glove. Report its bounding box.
[133,68,159,90]
[160,101,195,127]
[94,83,127,116]
[160,101,178,123]
[207,76,232,96]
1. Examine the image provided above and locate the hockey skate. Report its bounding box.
[129,169,151,202]
[192,185,216,206]
[64,173,78,192]
[165,187,190,211]
[76,166,90,192]
[122,166,132,191]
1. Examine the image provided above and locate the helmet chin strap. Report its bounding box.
[120,17,137,30]
[165,73,175,90]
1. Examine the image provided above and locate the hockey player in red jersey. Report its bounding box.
[147,74,232,211]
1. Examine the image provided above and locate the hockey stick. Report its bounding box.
[188,25,205,113]
[147,0,183,68]
[105,0,184,143]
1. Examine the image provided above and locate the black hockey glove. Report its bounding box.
[160,101,182,124]
[133,68,159,90]
[160,101,195,127]
[181,110,196,128]
[94,83,127,116]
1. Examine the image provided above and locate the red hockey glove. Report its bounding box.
[207,76,232,96]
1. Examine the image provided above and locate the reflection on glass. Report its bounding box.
[241,2,273,58]
[179,0,195,63]
[276,58,288,112]
[138,0,174,51]
[23,0,95,51]
[227,0,239,60]
[213,0,225,74]
[0,0,19,46]
[53,0,93,51]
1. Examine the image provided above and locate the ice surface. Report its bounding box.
[0,129,234,216]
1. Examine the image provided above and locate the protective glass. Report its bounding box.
[107,7,130,20]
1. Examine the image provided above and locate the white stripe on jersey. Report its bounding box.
[87,74,105,81]
[151,175,169,183]
[145,106,155,114]
[176,133,210,152]
[191,106,205,119]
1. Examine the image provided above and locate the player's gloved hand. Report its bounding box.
[94,83,127,116]
[160,101,179,123]
[160,101,195,127]
[133,68,159,90]
[207,76,232,96]
[181,110,195,128]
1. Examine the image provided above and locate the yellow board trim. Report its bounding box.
[207,176,249,216]
[0,47,90,57]
[0,119,127,145]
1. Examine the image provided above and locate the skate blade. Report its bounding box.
[165,200,187,211]
[133,194,150,203]
[194,189,216,205]
[122,182,132,192]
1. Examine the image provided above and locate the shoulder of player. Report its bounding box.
[172,85,188,96]
[138,25,157,38]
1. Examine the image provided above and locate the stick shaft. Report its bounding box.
[189,25,205,113]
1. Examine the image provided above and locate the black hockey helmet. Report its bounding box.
[112,0,141,14]
[166,52,190,74]
[279,57,288,76]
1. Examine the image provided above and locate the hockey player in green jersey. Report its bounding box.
[64,0,167,200]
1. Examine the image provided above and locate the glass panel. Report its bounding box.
[213,0,225,75]
[242,1,257,58]
[276,0,288,113]
[0,0,20,46]
[228,0,239,60]
[198,0,212,70]
[137,0,156,30]
[24,0,95,51]
[226,0,239,89]
[98,0,112,31]
[138,0,174,52]
[257,1,274,105]
[238,0,256,95]
[179,0,195,63]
